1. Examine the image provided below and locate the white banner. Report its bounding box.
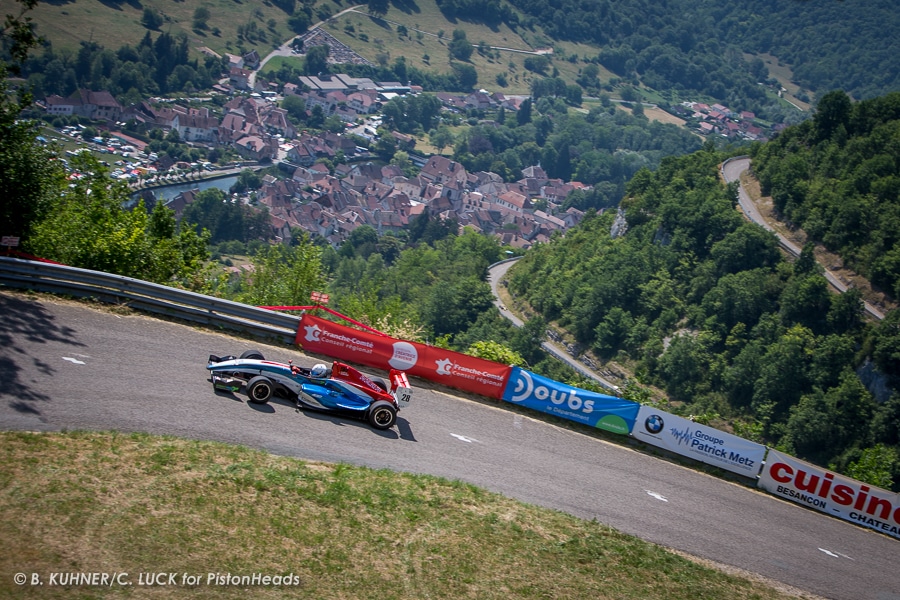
[759,449,900,539]
[632,406,766,477]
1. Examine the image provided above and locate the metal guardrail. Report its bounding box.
[0,257,301,344]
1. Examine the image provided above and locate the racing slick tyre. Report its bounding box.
[246,376,274,404]
[372,377,388,392]
[367,401,397,430]
[240,350,265,360]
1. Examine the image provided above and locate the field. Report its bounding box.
[3,0,619,97]
[0,0,300,57]
[316,6,614,96]
[0,430,809,600]
[744,52,812,112]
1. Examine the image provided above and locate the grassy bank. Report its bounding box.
[0,431,806,599]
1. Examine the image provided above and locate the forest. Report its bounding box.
[501,0,898,109]
[505,143,900,489]
[752,90,900,299]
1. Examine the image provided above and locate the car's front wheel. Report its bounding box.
[367,401,397,430]
[246,376,274,404]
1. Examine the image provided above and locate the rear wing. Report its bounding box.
[389,370,412,406]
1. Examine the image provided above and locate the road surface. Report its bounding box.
[2,290,898,600]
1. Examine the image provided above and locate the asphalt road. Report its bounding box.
[488,259,620,391]
[1,290,898,600]
[722,157,884,320]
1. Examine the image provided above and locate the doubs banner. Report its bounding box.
[501,367,639,434]
[295,314,512,399]
[631,406,766,477]
[759,449,900,540]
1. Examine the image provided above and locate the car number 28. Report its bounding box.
[396,387,412,405]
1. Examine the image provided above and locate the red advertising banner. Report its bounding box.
[296,314,512,399]
[759,449,900,540]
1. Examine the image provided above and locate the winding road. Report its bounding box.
[722,157,884,320]
[2,289,898,600]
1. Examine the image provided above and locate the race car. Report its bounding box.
[207,350,411,430]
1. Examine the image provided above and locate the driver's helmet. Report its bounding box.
[310,363,328,378]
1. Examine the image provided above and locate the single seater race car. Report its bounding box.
[207,350,411,430]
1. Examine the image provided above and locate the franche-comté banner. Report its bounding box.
[501,367,639,434]
[759,448,900,540]
[295,313,512,399]
[631,406,766,477]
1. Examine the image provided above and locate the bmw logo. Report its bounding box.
[645,414,664,434]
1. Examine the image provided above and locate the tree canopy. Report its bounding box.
[507,144,899,487]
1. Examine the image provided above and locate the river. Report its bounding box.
[134,175,239,203]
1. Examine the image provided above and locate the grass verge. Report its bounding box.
[0,430,808,599]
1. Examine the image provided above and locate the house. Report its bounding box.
[496,190,530,213]
[346,90,379,114]
[419,155,467,186]
[171,107,219,143]
[261,106,296,139]
[44,90,123,122]
[391,131,416,151]
[235,135,274,161]
[229,67,252,90]
[242,50,261,70]
[464,91,494,111]
[225,53,244,69]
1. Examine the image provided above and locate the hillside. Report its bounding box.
[505,144,900,488]
[5,0,899,117]
[752,91,900,303]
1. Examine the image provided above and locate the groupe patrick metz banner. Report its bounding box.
[295,313,512,399]
[501,367,639,434]
[631,405,766,477]
[759,448,900,540]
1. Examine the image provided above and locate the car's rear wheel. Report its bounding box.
[240,350,265,360]
[372,377,388,392]
[247,376,274,404]
[367,401,397,430]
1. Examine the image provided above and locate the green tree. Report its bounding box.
[238,235,326,306]
[430,125,454,155]
[510,315,547,367]
[367,0,389,17]
[304,45,330,75]
[448,29,473,62]
[452,63,478,90]
[466,340,526,366]
[1,0,65,242]
[845,444,897,489]
[193,7,211,30]
[27,154,209,284]
[422,276,494,338]
[340,224,379,259]
[814,90,852,143]
[141,8,163,30]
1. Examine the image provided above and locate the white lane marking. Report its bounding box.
[646,490,668,502]
[451,433,479,443]
[818,548,853,559]
[62,357,86,365]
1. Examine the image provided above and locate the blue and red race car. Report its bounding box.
[207,350,411,430]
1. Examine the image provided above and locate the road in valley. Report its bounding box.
[722,157,884,320]
[1,290,897,600]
